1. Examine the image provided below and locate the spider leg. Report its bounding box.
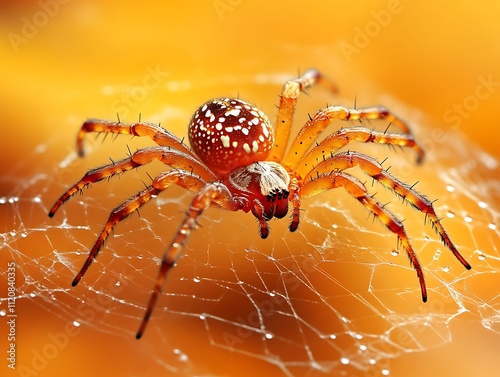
[300,171,428,302]
[305,151,471,270]
[49,146,217,217]
[288,178,301,232]
[136,182,241,339]
[295,126,424,177]
[77,119,194,158]
[71,170,208,287]
[269,69,338,162]
[282,105,413,171]
[251,201,271,239]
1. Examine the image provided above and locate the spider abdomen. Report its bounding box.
[188,98,274,175]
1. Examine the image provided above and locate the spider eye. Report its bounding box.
[188,98,274,174]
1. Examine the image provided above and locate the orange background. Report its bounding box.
[1,1,499,377]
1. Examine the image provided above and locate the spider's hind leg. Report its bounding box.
[77,119,193,157]
[269,69,338,162]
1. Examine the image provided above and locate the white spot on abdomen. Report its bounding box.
[221,135,230,148]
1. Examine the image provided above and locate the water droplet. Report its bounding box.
[391,249,399,257]
[330,334,337,340]
[265,333,273,339]
[193,277,201,283]
[9,231,16,237]
[355,333,363,340]
[442,265,450,272]
[30,293,36,298]
[464,215,473,223]
[447,211,455,219]
[137,254,143,260]
[0,310,6,317]
[33,197,42,203]
[478,201,487,209]
[73,321,80,327]
[0,197,6,204]
[21,233,27,238]
[360,344,367,351]
[340,357,350,365]
[482,319,492,330]
[382,369,390,375]
[475,250,486,261]
[115,281,121,287]
[488,223,496,230]
[199,315,206,320]
[332,224,338,229]
[433,249,442,261]
[369,359,376,365]
[446,185,455,192]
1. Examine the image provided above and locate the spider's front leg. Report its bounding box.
[305,152,471,271]
[300,171,428,302]
[71,170,208,287]
[49,146,216,217]
[136,182,242,339]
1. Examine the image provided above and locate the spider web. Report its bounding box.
[1,79,499,376]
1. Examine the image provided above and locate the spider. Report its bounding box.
[49,69,471,339]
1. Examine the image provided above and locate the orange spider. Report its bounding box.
[49,69,471,338]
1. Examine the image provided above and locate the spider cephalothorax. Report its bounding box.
[49,69,471,339]
[226,161,291,227]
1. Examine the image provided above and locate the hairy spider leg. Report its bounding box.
[48,146,217,216]
[71,170,208,287]
[136,182,242,339]
[269,69,338,162]
[318,152,471,270]
[300,171,428,302]
[77,119,195,158]
[295,126,425,178]
[283,105,415,172]
[251,200,271,238]
[288,178,302,232]
[306,151,472,270]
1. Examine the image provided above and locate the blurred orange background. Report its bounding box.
[1,1,499,377]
